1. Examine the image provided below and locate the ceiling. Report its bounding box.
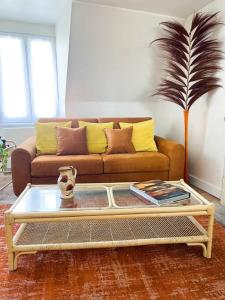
[77,0,213,18]
[0,0,69,24]
[0,0,214,24]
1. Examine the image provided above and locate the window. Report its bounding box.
[0,33,58,124]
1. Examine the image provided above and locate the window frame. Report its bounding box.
[0,32,59,126]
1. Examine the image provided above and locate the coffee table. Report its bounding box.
[4,180,215,271]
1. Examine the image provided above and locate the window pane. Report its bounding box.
[0,36,27,118]
[28,39,58,118]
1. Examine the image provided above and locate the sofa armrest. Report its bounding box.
[155,136,184,180]
[11,136,36,196]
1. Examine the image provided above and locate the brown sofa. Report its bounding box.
[11,117,185,196]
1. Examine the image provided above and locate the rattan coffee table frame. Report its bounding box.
[4,180,215,271]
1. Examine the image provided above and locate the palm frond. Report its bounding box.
[152,12,223,110]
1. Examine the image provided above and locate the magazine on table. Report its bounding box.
[130,180,190,205]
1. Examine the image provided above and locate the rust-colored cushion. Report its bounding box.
[31,154,103,177]
[104,127,135,154]
[102,152,169,174]
[119,120,158,152]
[56,126,88,155]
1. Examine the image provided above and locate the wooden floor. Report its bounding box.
[1,174,225,226]
[191,185,225,226]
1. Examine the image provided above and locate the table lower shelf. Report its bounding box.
[14,216,209,251]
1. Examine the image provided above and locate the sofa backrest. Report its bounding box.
[98,117,151,128]
[38,118,98,128]
[38,117,152,128]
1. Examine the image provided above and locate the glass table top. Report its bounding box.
[12,185,110,214]
[111,184,205,208]
[11,182,210,215]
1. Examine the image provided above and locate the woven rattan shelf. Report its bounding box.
[4,180,215,271]
[14,216,208,251]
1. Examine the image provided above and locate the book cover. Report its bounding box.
[130,180,190,205]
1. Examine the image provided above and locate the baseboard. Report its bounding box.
[189,174,222,199]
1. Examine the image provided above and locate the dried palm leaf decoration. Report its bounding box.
[152,12,223,181]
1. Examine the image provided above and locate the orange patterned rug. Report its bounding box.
[1,204,225,300]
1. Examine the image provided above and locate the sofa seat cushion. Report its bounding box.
[102,152,169,174]
[31,154,103,177]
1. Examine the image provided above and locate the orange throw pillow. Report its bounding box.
[56,126,88,155]
[105,127,136,154]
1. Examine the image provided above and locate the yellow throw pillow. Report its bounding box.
[36,122,72,155]
[78,121,113,153]
[119,120,158,152]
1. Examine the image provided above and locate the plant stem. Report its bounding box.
[184,110,189,182]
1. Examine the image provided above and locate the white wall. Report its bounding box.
[1,2,223,199]
[0,20,54,36]
[0,20,55,145]
[152,0,225,198]
[179,0,225,198]
[0,127,35,145]
[65,2,184,121]
[55,0,72,116]
[66,1,225,198]
[151,1,225,198]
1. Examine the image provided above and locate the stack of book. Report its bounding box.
[130,180,190,206]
